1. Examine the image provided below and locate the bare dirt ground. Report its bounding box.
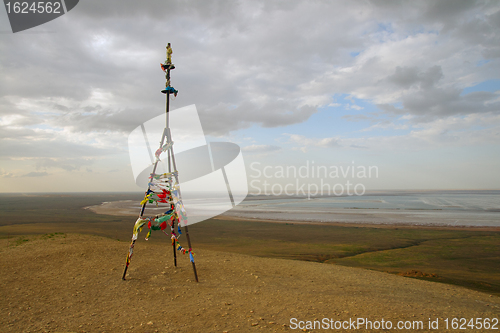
[1,234,498,333]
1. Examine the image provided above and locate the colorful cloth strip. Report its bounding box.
[155,141,174,159]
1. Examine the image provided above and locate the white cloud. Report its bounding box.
[285,112,500,152]
[1,0,499,191]
[242,144,281,153]
[285,134,340,152]
[22,171,50,178]
[361,121,409,132]
[0,169,14,178]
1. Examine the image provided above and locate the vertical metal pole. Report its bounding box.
[165,68,177,268]
[166,70,170,128]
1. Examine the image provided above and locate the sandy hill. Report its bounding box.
[1,234,498,332]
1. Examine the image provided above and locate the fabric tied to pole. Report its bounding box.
[171,188,188,226]
[155,212,174,224]
[155,141,174,158]
[132,217,148,241]
[189,252,194,263]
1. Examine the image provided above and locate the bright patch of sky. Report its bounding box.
[461,79,500,95]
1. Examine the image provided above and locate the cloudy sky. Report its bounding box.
[1,0,499,193]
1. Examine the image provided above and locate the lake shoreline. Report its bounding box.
[85,199,500,231]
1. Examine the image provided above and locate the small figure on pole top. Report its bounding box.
[161,43,175,70]
[166,43,172,64]
[160,43,178,96]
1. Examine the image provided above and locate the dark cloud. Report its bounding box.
[379,88,500,119]
[422,0,479,27]
[406,89,499,117]
[369,0,487,32]
[199,101,318,136]
[387,66,443,89]
[378,64,500,119]
[50,106,164,133]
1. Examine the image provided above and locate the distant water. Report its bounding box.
[224,190,500,227]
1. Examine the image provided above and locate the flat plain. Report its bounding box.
[0,193,499,332]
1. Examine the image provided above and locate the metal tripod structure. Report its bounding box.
[122,44,198,282]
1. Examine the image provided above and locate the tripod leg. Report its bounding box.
[172,226,177,267]
[169,141,198,282]
[122,216,148,280]
[184,224,199,282]
[122,240,135,280]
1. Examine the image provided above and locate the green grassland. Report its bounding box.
[188,220,500,295]
[1,193,499,295]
